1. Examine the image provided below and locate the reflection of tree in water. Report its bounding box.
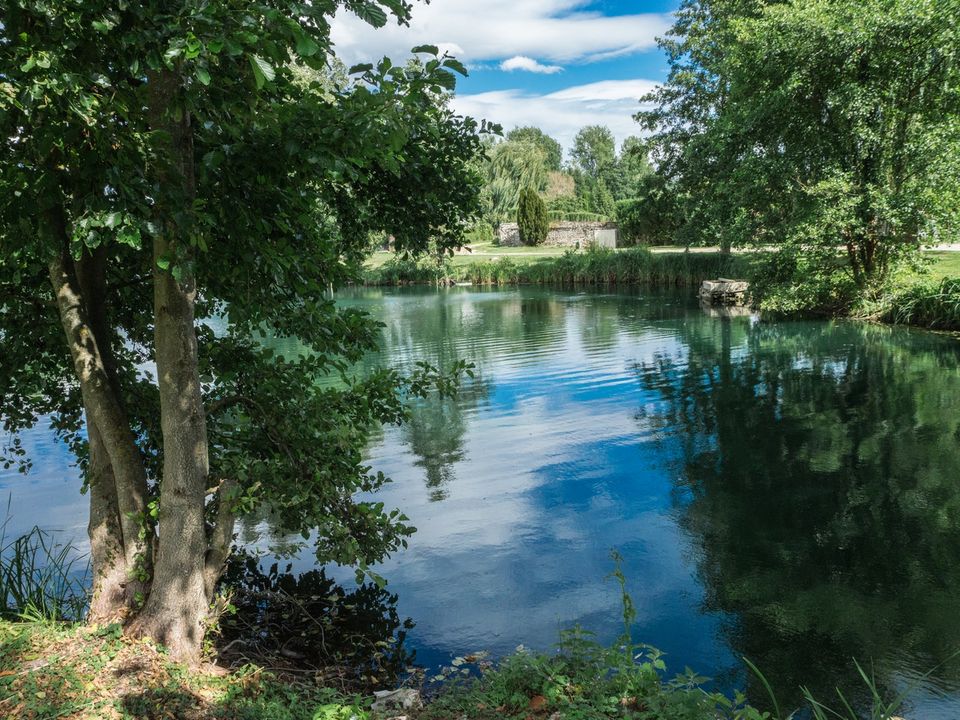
[636,317,960,712]
[218,551,414,690]
[403,375,491,502]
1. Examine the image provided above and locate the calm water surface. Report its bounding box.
[5,286,960,717]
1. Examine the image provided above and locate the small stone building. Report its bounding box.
[498,221,620,248]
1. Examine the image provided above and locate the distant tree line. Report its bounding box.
[476,124,681,246]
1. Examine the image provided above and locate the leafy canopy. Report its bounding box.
[639,0,960,307]
[0,0,490,579]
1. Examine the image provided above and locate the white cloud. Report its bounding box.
[500,56,563,74]
[450,79,660,154]
[330,1,672,66]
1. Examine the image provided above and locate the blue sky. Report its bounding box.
[330,0,679,156]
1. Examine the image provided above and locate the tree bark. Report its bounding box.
[48,229,152,619]
[85,417,132,623]
[127,68,214,662]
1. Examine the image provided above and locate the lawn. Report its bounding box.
[367,245,960,277]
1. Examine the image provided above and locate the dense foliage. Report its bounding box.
[477,125,654,228]
[615,174,682,246]
[517,187,549,246]
[0,0,488,658]
[639,0,960,311]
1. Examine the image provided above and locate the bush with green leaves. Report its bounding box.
[517,188,550,246]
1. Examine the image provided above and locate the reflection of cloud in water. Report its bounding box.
[345,291,728,671]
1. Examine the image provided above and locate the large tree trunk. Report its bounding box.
[85,418,133,622]
[127,68,214,662]
[48,231,152,621]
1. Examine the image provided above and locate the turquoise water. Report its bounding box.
[5,286,960,717]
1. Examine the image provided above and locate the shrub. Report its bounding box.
[546,210,606,222]
[465,223,496,246]
[615,175,681,246]
[517,187,549,246]
[748,248,857,316]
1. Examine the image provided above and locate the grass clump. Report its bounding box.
[881,277,960,330]
[0,509,88,623]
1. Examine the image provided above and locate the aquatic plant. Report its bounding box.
[0,508,88,622]
[882,277,960,330]
[363,247,750,288]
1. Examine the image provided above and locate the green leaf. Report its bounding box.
[295,33,321,58]
[412,44,439,55]
[442,58,468,76]
[353,2,388,28]
[248,54,275,89]
[163,46,182,65]
[348,63,373,75]
[433,69,457,91]
[117,226,141,248]
[196,67,211,86]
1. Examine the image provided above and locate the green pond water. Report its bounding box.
[5,286,960,717]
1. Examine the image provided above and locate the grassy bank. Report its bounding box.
[1,618,760,720]
[880,277,960,330]
[1,618,920,720]
[364,247,755,288]
[0,619,366,720]
[364,247,960,332]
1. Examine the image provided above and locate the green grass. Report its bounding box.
[924,251,960,281]
[0,619,369,720]
[363,246,758,288]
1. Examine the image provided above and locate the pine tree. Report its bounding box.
[517,188,550,246]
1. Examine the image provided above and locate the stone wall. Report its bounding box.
[498,221,619,248]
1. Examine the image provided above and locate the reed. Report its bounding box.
[364,247,751,289]
[882,277,960,330]
[0,504,88,622]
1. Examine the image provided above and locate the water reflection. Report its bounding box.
[636,316,960,712]
[5,287,960,719]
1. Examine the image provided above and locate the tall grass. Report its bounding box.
[882,277,960,330]
[0,504,88,622]
[364,247,750,289]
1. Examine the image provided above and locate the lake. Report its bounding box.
[4,286,960,717]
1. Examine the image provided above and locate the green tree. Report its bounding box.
[639,0,960,294]
[616,175,681,245]
[483,139,548,224]
[592,178,616,220]
[0,1,486,660]
[506,127,564,171]
[615,136,654,200]
[517,188,550,246]
[571,125,617,180]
